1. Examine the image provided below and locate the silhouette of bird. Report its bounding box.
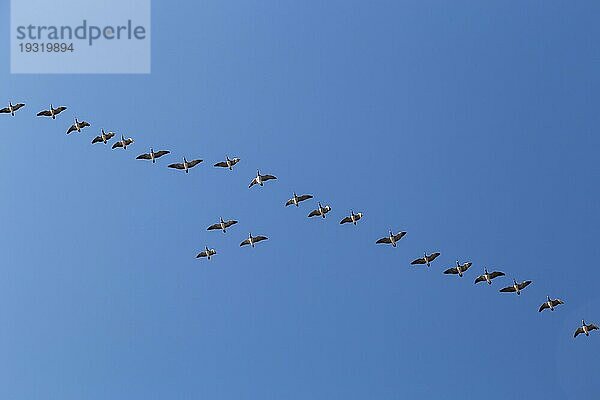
[196,246,217,260]
[66,118,90,134]
[538,296,564,312]
[308,202,331,219]
[112,135,134,150]
[340,211,363,225]
[136,148,170,163]
[474,268,505,285]
[285,192,313,207]
[411,252,441,268]
[499,279,532,295]
[574,320,598,338]
[207,217,238,233]
[91,129,115,144]
[443,261,472,277]
[214,156,240,170]
[240,233,268,248]
[0,102,25,116]
[37,104,67,119]
[376,230,406,247]
[167,157,203,173]
[249,170,277,188]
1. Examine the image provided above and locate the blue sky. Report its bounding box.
[1,1,599,398]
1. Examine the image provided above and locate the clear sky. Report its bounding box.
[1,1,599,399]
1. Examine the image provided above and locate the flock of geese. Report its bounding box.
[2,100,598,340]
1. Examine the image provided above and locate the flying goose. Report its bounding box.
[340,211,363,225]
[443,261,472,277]
[574,320,599,338]
[136,148,170,163]
[167,157,203,173]
[196,246,217,260]
[91,129,116,144]
[308,202,331,218]
[214,156,241,170]
[0,102,25,116]
[207,217,238,233]
[111,135,134,150]
[249,170,277,188]
[285,192,313,207]
[36,104,67,119]
[376,230,406,247]
[66,118,90,134]
[499,279,532,295]
[411,252,441,267]
[474,268,505,285]
[538,296,565,312]
[240,233,268,248]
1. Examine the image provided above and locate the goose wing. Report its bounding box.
[136,153,152,160]
[376,237,392,244]
[214,161,229,168]
[66,124,77,134]
[13,103,25,111]
[248,178,258,188]
[104,132,115,140]
[574,327,585,338]
[53,106,67,114]
[168,163,185,170]
[461,262,472,272]
[261,174,277,181]
[112,141,124,149]
[208,249,217,256]
[552,299,565,307]
[124,138,134,146]
[518,280,532,290]
[393,232,407,242]
[0,107,10,113]
[340,216,353,224]
[444,267,459,275]
[489,271,505,279]
[500,285,517,293]
[92,135,103,144]
[154,150,170,158]
[588,324,599,331]
[230,158,240,165]
[428,252,441,262]
[224,220,238,228]
[196,251,209,258]
[240,239,251,247]
[187,159,203,168]
[308,209,320,218]
[207,223,222,231]
[253,236,268,243]
[474,275,487,284]
[297,194,313,202]
[539,302,550,312]
[37,109,52,116]
[80,121,90,128]
[285,198,295,206]
[411,257,427,265]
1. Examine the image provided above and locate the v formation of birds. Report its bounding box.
[2,101,598,340]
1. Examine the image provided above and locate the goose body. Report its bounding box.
[538,296,564,312]
[207,217,238,233]
[308,202,331,218]
[474,268,505,285]
[340,211,363,225]
[444,260,472,277]
[249,170,277,188]
[0,102,25,116]
[214,156,240,170]
[37,104,67,119]
[499,279,532,295]
[92,129,116,144]
[376,230,406,247]
[285,192,313,207]
[168,157,203,173]
[196,246,217,260]
[411,252,441,267]
[112,134,134,150]
[574,320,598,338]
[240,233,268,248]
[136,148,170,163]
[66,117,90,134]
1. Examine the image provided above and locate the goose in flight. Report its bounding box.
[538,296,565,312]
[0,102,25,116]
[443,261,472,277]
[474,268,505,285]
[66,118,90,134]
[214,156,240,170]
[136,148,170,163]
[340,211,363,225]
[92,129,116,144]
[308,202,331,218]
[167,157,203,173]
[499,279,532,295]
[112,135,134,150]
[196,246,217,260]
[249,170,277,188]
[574,320,599,338]
[411,252,441,267]
[285,192,313,207]
[207,217,238,233]
[37,104,67,119]
[376,230,406,247]
[240,233,268,248]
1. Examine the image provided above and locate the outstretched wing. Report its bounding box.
[112,141,124,149]
[187,159,203,168]
[489,271,505,279]
[196,251,208,258]
[240,239,251,247]
[214,161,229,168]
[80,121,90,128]
[444,267,459,275]
[124,139,134,146]
[136,153,152,160]
[104,132,115,140]
[574,327,584,338]
[474,275,486,284]
[262,174,277,181]
[376,237,392,244]
[308,209,320,218]
[340,217,353,224]
[253,236,268,243]
[207,223,222,231]
[13,103,25,111]
[461,262,472,272]
[54,106,67,114]
[518,280,532,290]
[588,324,599,331]
[230,158,240,165]
[37,110,52,116]
[154,150,170,158]
[248,178,258,188]
[428,252,441,262]
[168,163,185,170]
[552,299,565,307]
[92,136,103,144]
[66,124,77,134]
[500,286,516,293]
[539,302,550,312]
[411,257,426,265]
[224,220,238,228]
[297,194,313,202]
[285,198,295,206]
[393,232,407,242]
[0,107,10,113]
